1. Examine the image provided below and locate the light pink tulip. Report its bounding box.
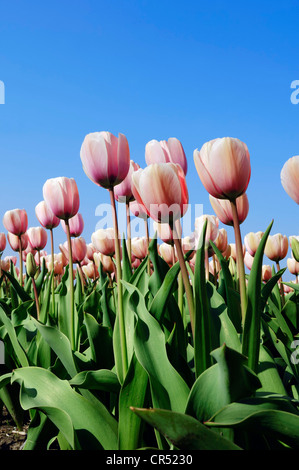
[82,262,99,279]
[7,232,28,252]
[35,200,60,229]
[60,238,87,264]
[209,193,249,226]
[213,228,228,253]
[145,138,188,175]
[194,215,219,248]
[131,237,148,260]
[3,209,28,236]
[262,265,272,282]
[61,213,84,238]
[86,243,97,261]
[153,221,182,245]
[281,156,299,204]
[27,227,48,251]
[4,256,17,266]
[91,228,115,257]
[194,137,251,200]
[264,234,288,263]
[159,242,176,266]
[114,160,140,203]
[43,177,80,221]
[93,252,114,274]
[287,258,299,276]
[131,163,189,225]
[80,131,130,189]
[244,231,264,257]
[129,200,148,220]
[244,251,254,270]
[0,233,6,253]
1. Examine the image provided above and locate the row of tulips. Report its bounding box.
[0,132,299,450]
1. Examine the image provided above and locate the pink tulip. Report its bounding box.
[86,243,97,261]
[3,209,28,236]
[60,237,87,264]
[209,193,249,226]
[80,131,130,189]
[43,177,80,221]
[131,163,189,225]
[129,200,148,220]
[213,228,228,253]
[114,160,140,203]
[91,228,115,256]
[244,231,264,257]
[194,215,219,248]
[131,237,148,259]
[93,252,114,274]
[22,244,37,262]
[35,200,60,229]
[4,255,17,266]
[181,234,196,254]
[61,213,84,238]
[27,227,48,251]
[145,138,188,175]
[194,137,251,200]
[281,156,299,204]
[7,232,28,252]
[229,243,245,262]
[159,242,176,266]
[264,234,289,263]
[244,251,254,270]
[262,265,272,282]
[1,258,10,271]
[153,221,182,245]
[287,258,299,276]
[82,262,99,279]
[0,233,6,253]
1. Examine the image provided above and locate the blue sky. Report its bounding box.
[0,0,299,278]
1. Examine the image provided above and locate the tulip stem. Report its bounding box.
[65,220,76,351]
[276,261,285,307]
[18,236,23,286]
[171,221,195,338]
[109,188,128,380]
[50,228,55,318]
[144,218,151,276]
[230,199,247,325]
[126,202,132,264]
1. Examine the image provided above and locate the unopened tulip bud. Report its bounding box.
[244,231,264,257]
[264,234,288,263]
[290,236,299,262]
[26,252,37,278]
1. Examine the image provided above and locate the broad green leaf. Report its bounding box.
[69,369,120,394]
[131,407,242,450]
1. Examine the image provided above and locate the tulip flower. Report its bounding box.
[153,220,182,245]
[0,233,6,253]
[281,156,299,204]
[80,131,131,376]
[145,138,188,175]
[264,234,288,263]
[193,137,251,201]
[209,193,249,226]
[35,200,60,230]
[61,213,84,238]
[114,160,140,203]
[244,251,254,270]
[287,257,299,276]
[3,209,28,236]
[131,163,189,225]
[129,200,148,220]
[131,237,148,260]
[159,242,177,267]
[262,265,272,283]
[91,228,115,257]
[94,252,114,275]
[244,231,264,257]
[43,176,80,349]
[27,227,48,252]
[289,236,299,262]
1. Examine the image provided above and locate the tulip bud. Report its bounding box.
[290,236,299,262]
[26,252,37,278]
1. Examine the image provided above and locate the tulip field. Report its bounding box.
[1,133,299,451]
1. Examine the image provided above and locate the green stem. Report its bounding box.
[50,229,55,317]
[65,220,76,351]
[172,220,195,338]
[230,199,247,325]
[276,261,285,307]
[126,202,132,264]
[109,188,128,379]
[18,236,23,286]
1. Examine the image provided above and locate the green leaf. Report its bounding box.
[242,220,274,373]
[130,408,242,450]
[69,369,120,394]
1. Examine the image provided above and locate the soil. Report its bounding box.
[0,406,28,450]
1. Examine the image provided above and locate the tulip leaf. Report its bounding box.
[242,220,274,373]
[69,369,120,393]
[130,407,242,450]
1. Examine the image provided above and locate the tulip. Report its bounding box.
[7,232,28,252]
[244,251,254,270]
[91,228,115,257]
[159,242,177,267]
[209,193,249,226]
[129,200,148,220]
[114,160,140,203]
[61,213,84,238]
[264,234,288,263]
[145,138,188,175]
[3,209,28,236]
[153,220,182,245]
[131,163,189,225]
[0,233,6,253]
[244,231,264,257]
[80,131,132,376]
[287,257,299,277]
[281,156,299,204]
[194,215,219,253]
[131,237,148,260]
[262,265,272,283]
[82,262,99,280]
[94,252,115,275]
[289,236,299,262]
[194,137,251,201]
[27,227,48,252]
[35,200,60,230]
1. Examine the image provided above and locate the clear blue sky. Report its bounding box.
[0,0,299,279]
